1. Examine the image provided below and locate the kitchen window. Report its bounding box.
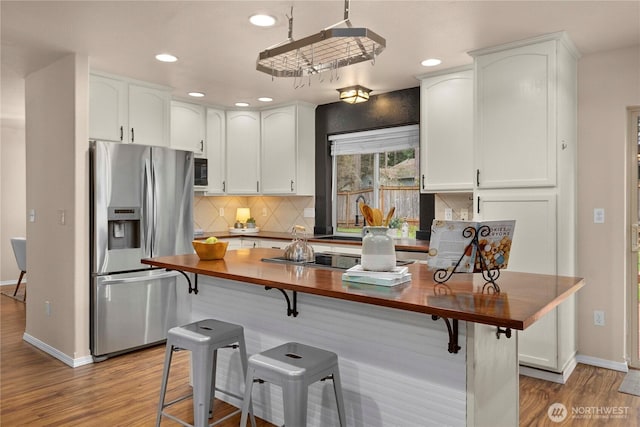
[330,125,420,237]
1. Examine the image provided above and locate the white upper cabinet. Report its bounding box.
[226,110,261,194]
[470,33,578,189]
[89,74,127,142]
[261,103,315,195]
[170,100,205,155]
[90,72,171,146]
[128,84,170,146]
[419,67,473,192]
[205,108,226,194]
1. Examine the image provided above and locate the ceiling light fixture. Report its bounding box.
[250,14,277,27]
[338,85,371,104]
[258,97,273,102]
[421,58,442,67]
[235,102,250,107]
[188,92,205,98]
[155,53,178,63]
[256,0,386,78]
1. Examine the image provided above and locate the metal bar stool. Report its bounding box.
[156,319,256,427]
[240,342,346,427]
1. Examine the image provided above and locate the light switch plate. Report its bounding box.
[304,208,315,218]
[594,208,605,224]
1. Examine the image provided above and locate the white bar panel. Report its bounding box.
[191,276,467,427]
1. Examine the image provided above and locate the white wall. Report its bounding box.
[577,45,640,363]
[0,68,26,283]
[24,54,90,363]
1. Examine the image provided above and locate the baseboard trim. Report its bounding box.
[0,279,27,286]
[519,357,577,384]
[576,354,629,373]
[22,333,93,368]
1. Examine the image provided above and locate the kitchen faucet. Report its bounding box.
[354,195,367,226]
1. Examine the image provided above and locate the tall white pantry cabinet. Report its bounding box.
[471,32,580,380]
[420,32,580,381]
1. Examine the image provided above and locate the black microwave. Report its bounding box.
[194,158,208,186]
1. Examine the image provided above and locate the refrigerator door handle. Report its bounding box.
[151,160,158,255]
[142,159,153,257]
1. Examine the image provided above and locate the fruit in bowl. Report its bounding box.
[193,238,228,260]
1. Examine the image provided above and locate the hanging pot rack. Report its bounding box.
[256,0,386,78]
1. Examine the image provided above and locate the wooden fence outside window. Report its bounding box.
[336,186,420,229]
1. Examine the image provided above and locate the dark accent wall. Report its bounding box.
[314,86,434,236]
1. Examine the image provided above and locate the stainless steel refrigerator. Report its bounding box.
[90,140,193,360]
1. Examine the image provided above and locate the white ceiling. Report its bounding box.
[2,1,639,117]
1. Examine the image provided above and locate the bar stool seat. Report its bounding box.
[156,319,256,427]
[240,342,346,427]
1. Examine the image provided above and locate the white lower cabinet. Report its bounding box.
[219,238,242,251]
[476,191,576,377]
[476,192,557,275]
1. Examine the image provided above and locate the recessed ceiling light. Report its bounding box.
[258,97,273,102]
[249,14,277,27]
[155,53,178,63]
[188,92,205,98]
[235,102,250,107]
[421,58,442,67]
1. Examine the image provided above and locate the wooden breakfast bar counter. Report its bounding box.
[143,248,584,426]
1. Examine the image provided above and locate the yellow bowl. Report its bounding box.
[192,240,229,260]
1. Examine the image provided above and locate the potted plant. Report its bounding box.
[246,217,256,228]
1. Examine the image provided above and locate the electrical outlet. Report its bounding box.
[45,301,51,316]
[593,310,605,326]
[58,209,66,225]
[262,207,268,217]
[594,208,605,224]
[219,208,224,217]
[444,208,453,220]
[460,209,469,221]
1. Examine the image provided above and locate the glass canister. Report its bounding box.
[361,226,397,271]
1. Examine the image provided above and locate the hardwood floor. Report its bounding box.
[2,286,639,426]
[0,289,274,427]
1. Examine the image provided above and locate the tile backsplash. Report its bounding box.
[194,195,315,233]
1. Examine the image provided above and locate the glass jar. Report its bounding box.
[361,226,396,271]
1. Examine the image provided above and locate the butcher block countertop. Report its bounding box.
[142,248,584,331]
